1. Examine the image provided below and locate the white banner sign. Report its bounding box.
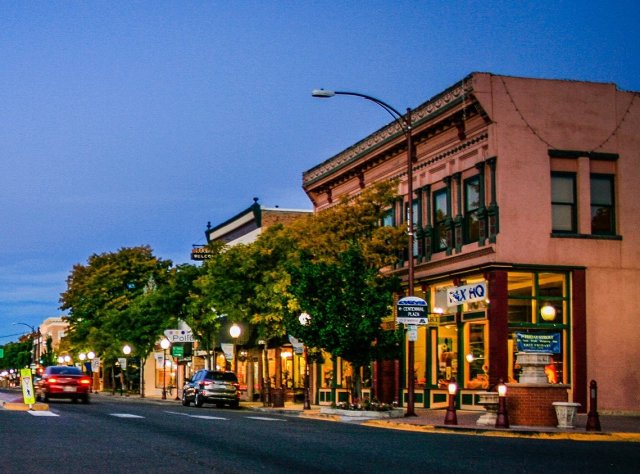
[447,282,487,307]
[221,343,234,361]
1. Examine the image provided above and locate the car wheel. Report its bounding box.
[72,397,79,403]
[181,392,190,407]
[230,400,239,409]
[43,393,49,403]
[81,394,90,404]
[215,401,224,409]
[194,392,204,407]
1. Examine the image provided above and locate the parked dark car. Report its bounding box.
[182,370,240,408]
[36,366,91,403]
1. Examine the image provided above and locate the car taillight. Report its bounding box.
[79,377,91,385]
[47,377,57,384]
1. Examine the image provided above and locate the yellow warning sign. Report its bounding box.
[20,368,36,405]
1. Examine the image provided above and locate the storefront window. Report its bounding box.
[436,325,458,388]
[507,271,569,384]
[465,323,488,389]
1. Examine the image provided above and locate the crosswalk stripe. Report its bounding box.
[27,411,59,417]
[245,416,286,421]
[110,413,144,418]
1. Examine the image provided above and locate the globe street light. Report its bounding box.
[87,351,96,393]
[122,344,132,397]
[298,312,312,410]
[160,338,171,400]
[312,89,417,415]
[229,324,241,374]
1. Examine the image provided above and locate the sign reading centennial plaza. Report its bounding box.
[397,296,428,325]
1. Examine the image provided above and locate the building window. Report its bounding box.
[551,172,577,233]
[591,174,615,235]
[507,271,569,384]
[464,176,481,244]
[433,189,448,252]
[382,209,394,227]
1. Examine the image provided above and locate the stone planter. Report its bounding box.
[552,402,581,428]
[320,407,405,421]
[476,391,499,426]
[516,351,552,384]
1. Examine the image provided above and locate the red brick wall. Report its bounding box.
[506,385,569,427]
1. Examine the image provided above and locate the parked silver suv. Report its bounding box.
[182,369,240,408]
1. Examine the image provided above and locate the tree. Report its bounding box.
[287,243,401,399]
[59,246,173,386]
[280,181,406,400]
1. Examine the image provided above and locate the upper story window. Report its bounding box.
[591,174,615,235]
[382,209,394,227]
[551,172,577,233]
[433,189,448,252]
[464,176,481,244]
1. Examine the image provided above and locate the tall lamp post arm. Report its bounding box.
[312,89,410,134]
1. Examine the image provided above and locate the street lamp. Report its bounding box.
[444,382,458,425]
[87,351,96,393]
[160,338,171,400]
[229,323,241,374]
[495,379,510,428]
[122,344,132,397]
[312,88,418,415]
[299,312,312,410]
[13,322,39,368]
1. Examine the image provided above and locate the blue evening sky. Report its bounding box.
[1,1,638,342]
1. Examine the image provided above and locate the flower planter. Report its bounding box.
[320,407,405,421]
[552,402,581,428]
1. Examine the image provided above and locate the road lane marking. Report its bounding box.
[28,411,59,417]
[245,416,287,421]
[110,413,144,418]
[165,411,228,420]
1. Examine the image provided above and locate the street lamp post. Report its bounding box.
[87,351,96,393]
[122,344,132,397]
[160,338,170,400]
[298,312,312,410]
[13,322,39,369]
[312,89,417,416]
[229,324,241,374]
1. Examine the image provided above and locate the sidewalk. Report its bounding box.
[2,389,638,442]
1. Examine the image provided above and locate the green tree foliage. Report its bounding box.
[287,243,401,397]
[0,340,32,370]
[59,246,173,362]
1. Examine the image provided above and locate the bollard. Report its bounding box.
[586,379,601,432]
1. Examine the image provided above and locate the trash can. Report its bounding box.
[272,388,285,408]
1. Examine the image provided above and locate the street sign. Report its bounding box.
[172,345,184,358]
[397,296,428,325]
[20,368,36,406]
[164,329,195,343]
[91,357,101,372]
[407,325,418,341]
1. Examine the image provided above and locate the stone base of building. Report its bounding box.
[506,384,569,427]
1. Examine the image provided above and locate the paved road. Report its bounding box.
[1,396,638,473]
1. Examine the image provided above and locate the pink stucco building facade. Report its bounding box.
[303,73,639,413]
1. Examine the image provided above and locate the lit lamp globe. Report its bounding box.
[87,351,95,360]
[160,338,170,350]
[123,344,132,356]
[57,356,64,364]
[79,353,87,361]
[540,304,557,321]
[229,323,241,339]
[299,312,311,326]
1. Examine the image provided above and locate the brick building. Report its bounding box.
[303,73,639,413]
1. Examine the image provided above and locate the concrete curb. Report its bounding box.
[361,419,640,442]
[1,401,50,411]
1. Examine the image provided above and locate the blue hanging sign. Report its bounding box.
[515,332,561,354]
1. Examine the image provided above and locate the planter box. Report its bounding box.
[320,407,405,421]
[553,402,581,428]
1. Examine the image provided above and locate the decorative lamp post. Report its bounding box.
[312,89,417,415]
[122,344,132,397]
[229,323,241,373]
[495,379,510,428]
[299,312,312,410]
[160,338,170,400]
[63,355,71,365]
[444,382,458,425]
[57,356,65,364]
[87,351,96,393]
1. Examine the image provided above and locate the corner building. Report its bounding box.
[303,73,639,413]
